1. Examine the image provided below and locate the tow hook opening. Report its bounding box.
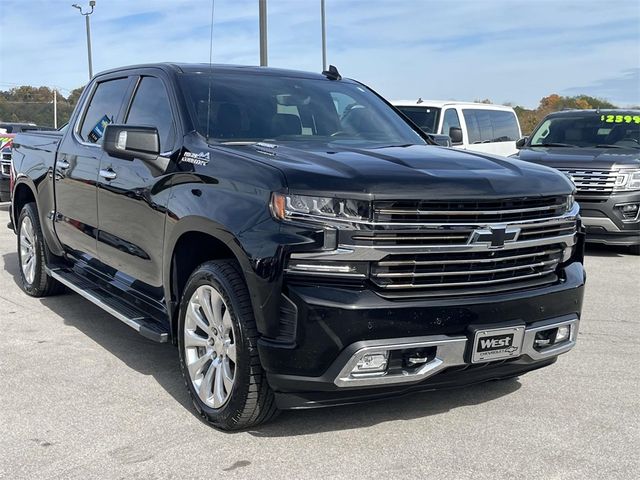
[533,324,571,350]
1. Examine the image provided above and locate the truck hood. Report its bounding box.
[222,142,573,199]
[515,146,640,170]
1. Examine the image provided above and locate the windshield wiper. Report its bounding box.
[532,142,578,148]
[594,144,638,149]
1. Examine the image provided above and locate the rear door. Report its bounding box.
[96,73,178,288]
[54,76,133,259]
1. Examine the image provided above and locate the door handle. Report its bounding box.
[57,159,70,169]
[99,168,117,181]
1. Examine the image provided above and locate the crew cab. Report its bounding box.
[512,109,640,254]
[393,100,522,157]
[10,63,585,430]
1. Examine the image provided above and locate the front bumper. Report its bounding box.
[580,191,640,246]
[260,261,585,408]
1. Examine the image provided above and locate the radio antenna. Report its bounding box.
[205,0,216,142]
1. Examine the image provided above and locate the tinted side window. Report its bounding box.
[79,78,130,144]
[442,108,461,137]
[126,77,175,151]
[463,109,519,143]
[489,110,519,141]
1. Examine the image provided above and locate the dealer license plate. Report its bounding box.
[471,326,525,363]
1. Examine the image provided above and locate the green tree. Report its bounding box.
[0,84,86,127]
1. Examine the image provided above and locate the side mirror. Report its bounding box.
[427,134,452,147]
[449,126,463,145]
[516,136,528,149]
[103,124,160,162]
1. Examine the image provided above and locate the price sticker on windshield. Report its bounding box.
[600,114,640,124]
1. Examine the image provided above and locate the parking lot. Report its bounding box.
[0,203,638,479]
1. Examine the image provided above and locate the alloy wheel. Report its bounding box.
[184,285,237,408]
[19,216,37,285]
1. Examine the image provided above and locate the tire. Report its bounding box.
[629,244,640,255]
[177,259,278,430]
[16,203,64,297]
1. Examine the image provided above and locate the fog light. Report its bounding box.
[617,203,639,220]
[555,325,571,343]
[353,352,388,374]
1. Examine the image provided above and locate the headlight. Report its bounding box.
[271,193,370,225]
[613,169,640,192]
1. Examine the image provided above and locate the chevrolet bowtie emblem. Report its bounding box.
[470,226,520,249]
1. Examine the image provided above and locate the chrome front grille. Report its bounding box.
[558,168,617,196]
[371,245,564,298]
[373,196,569,224]
[346,218,576,247]
[287,196,579,300]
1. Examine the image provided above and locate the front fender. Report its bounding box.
[162,176,286,338]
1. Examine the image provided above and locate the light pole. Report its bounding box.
[321,0,327,71]
[72,1,96,79]
[53,90,57,129]
[259,0,267,66]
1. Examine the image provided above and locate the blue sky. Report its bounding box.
[0,0,638,108]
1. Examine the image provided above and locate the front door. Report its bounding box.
[96,74,178,288]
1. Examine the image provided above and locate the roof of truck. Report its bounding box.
[544,108,640,117]
[392,99,515,111]
[95,63,335,81]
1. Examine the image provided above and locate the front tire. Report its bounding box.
[177,259,278,430]
[17,203,63,297]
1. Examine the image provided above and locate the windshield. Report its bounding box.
[179,72,425,147]
[530,112,640,149]
[394,106,441,134]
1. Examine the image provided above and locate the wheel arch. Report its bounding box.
[12,179,38,229]
[164,217,254,342]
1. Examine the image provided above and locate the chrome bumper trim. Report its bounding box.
[334,336,467,388]
[581,216,621,232]
[333,316,580,388]
[522,317,580,361]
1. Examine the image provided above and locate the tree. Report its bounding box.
[0,85,85,127]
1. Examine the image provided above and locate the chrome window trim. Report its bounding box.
[73,80,101,148]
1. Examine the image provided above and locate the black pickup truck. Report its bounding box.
[512,110,640,254]
[10,63,585,430]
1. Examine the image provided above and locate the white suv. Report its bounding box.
[393,100,522,157]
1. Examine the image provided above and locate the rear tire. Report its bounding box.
[177,259,278,430]
[629,244,640,255]
[17,203,64,297]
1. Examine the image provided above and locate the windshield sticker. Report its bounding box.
[181,151,210,166]
[88,115,111,143]
[600,114,640,124]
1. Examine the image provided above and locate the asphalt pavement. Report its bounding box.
[0,203,638,479]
